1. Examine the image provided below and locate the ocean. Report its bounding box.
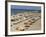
[11,9,41,15]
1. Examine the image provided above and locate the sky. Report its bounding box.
[11,5,41,10]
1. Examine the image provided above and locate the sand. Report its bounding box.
[10,12,41,32]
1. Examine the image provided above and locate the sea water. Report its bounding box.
[11,9,41,16]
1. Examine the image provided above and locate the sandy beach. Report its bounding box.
[10,12,41,32]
